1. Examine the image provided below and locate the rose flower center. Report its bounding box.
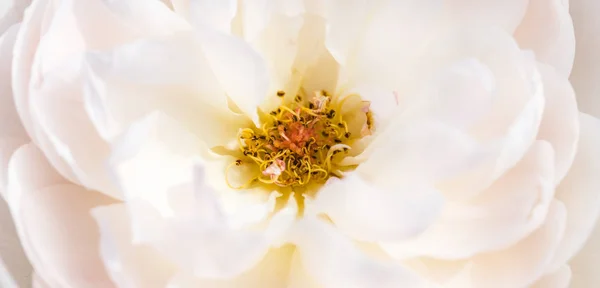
[226,89,373,190]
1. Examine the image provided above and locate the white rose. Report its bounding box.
[1,1,600,288]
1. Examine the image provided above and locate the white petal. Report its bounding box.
[250,6,303,105]
[347,0,442,90]
[6,144,116,287]
[111,127,298,280]
[30,57,121,200]
[322,0,371,66]
[287,217,434,288]
[184,0,238,34]
[444,201,566,288]
[409,58,495,129]
[314,173,443,242]
[443,0,529,33]
[13,0,186,143]
[531,265,571,288]
[11,0,188,196]
[195,27,269,125]
[108,112,203,216]
[83,33,248,146]
[0,0,31,34]
[381,141,555,259]
[514,0,575,76]
[11,0,81,185]
[0,196,32,287]
[569,0,600,118]
[166,246,295,288]
[91,204,177,288]
[548,113,600,271]
[536,63,578,184]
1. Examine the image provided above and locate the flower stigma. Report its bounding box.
[226,90,374,191]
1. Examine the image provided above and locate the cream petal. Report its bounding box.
[166,246,295,288]
[91,204,178,288]
[322,0,372,66]
[347,0,442,91]
[444,201,566,288]
[83,33,248,146]
[0,197,32,287]
[109,115,296,278]
[11,0,188,195]
[548,113,600,271]
[409,58,495,129]
[514,0,575,76]
[195,27,269,125]
[240,0,304,42]
[11,0,84,186]
[443,0,529,33]
[287,217,434,288]
[314,173,443,242]
[569,0,600,118]
[5,144,116,288]
[381,141,555,260]
[123,165,297,279]
[13,0,186,143]
[536,63,578,184]
[249,6,304,108]
[531,265,571,288]
[287,251,323,288]
[182,0,238,34]
[108,112,203,216]
[29,57,121,200]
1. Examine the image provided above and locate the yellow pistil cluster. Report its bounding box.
[227,90,357,189]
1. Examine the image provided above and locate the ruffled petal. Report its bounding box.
[127,165,297,279]
[166,246,295,288]
[548,113,600,271]
[5,143,116,288]
[381,141,555,259]
[108,112,204,215]
[83,32,248,147]
[11,0,188,197]
[287,217,434,288]
[314,173,443,242]
[195,27,269,125]
[108,111,297,278]
[91,204,178,288]
[441,201,566,288]
[514,0,575,76]
[536,63,578,184]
